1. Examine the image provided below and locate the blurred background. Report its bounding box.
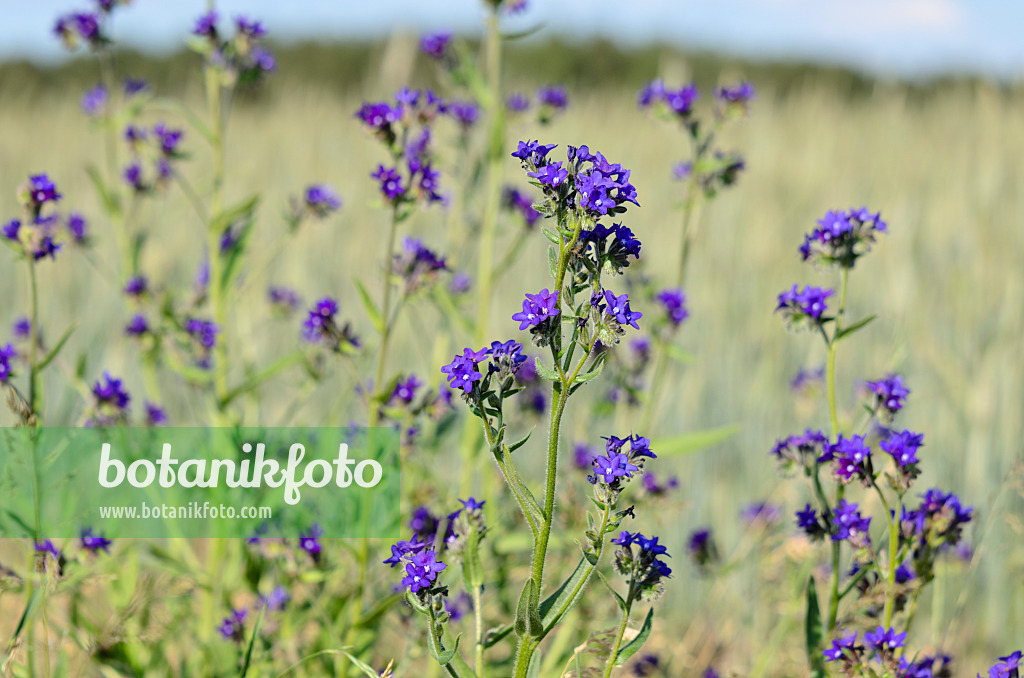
[1,0,1022,672]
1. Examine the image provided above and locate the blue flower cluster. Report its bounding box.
[800,207,887,269]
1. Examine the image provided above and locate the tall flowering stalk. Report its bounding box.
[635,80,753,434]
[771,207,974,675]
[389,139,667,677]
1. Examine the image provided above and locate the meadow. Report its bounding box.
[0,17,1022,678]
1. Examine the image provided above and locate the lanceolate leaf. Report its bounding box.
[36,323,76,371]
[806,575,827,678]
[354,279,385,333]
[652,423,740,457]
[835,314,878,343]
[615,607,654,664]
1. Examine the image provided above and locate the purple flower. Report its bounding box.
[2,219,20,242]
[445,592,474,622]
[372,165,405,201]
[488,339,527,376]
[66,212,88,242]
[573,442,598,469]
[448,100,480,127]
[92,372,130,410]
[124,275,148,297]
[267,286,301,315]
[449,272,471,295]
[27,174,62,207]
[863,626,906,653]
[832,499,871,543]
[299,523,323,558]
[80,527,112,553]
[823,631,861,662]
[528,161,569,187]
[305,184,341,217]
[795,504,822,536]
[741,502,782,527]
[153,123,184,157]
[776,284,833,323]
[800,207,887,268]
[391,375,422,405]
[123,163,145,192]
[261,586,289,611]
[383,536,428,567]
[714,82,755,107]
[790,366,824,393]
[511,139,557,164]
[145,402,168,426]
[0,344,16,384]
[537,85,568,109]
[302,297,339,342]
[12,318,31,340]
[880,429,924,468]
[672,161,693,181]
[193,11,218,37]
[420,32,451,59]
[81,84,107,115]
[460,497,485,511]
[686,528,716,567]
[235,16,266,38]
[441,347,488,393]
[401,549,447,594]
[123,78,149,96]
[866,374,910,416]
[125,314,149,336]
[591,452,639,483]
[503,187,542,228]
[506,93,530,112]
[665,85,699,116]
[512,288,560,330]
[602,290,642,330]
[217,609,247,642]
[655,288,688,326]
[356,102,399,131]
[185,318,218,349]
[830,434,872,484]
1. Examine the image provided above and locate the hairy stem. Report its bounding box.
[601,587,636,678]
[204,64,229,409]
[27,258,40,417]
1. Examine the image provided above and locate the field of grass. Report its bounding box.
[1,37,1022,674]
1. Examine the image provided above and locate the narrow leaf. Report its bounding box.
[615,608,654,664]
[354,279,385,333]
[835,314,878,342]
[35,323,76,372]
[806,575,827,678]
[533,357,561,382]
[652,423,740,457]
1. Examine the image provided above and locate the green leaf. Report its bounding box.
[538,556,594,631]
[542,228,560,245]
[483,623,514,648]
[463,527,484,590]
[548,245,559,280]
[354,593,403,629]
[595,571,626,612]
[835,314,878,342]
[652,423,740,456]
[615,607,654,664]
[354,279,385,334]
[334,649,383,678]
[212,195,259,236]
[85,166,120,217]
[508,428,534,453]
[427,629,461,666]
[502,23,545,40]
[573,358,604,384]
[404,589,429,615]
[238,602,266,677]
[35,323,76,371]
[806,576,827,678]
[533,357,561,382]
[515,577,542,638]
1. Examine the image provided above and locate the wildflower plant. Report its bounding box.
[770,207,975,675]
[387,140,668,677]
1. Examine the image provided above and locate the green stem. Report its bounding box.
[473,584,486,677]
[882,495,903,627]
[369,205,400,427]
[204,64,230,410]
[824,269,850,632]
[27,258,40,418]
[600,588,635,678]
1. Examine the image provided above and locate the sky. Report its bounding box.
[2,0,1023,80]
